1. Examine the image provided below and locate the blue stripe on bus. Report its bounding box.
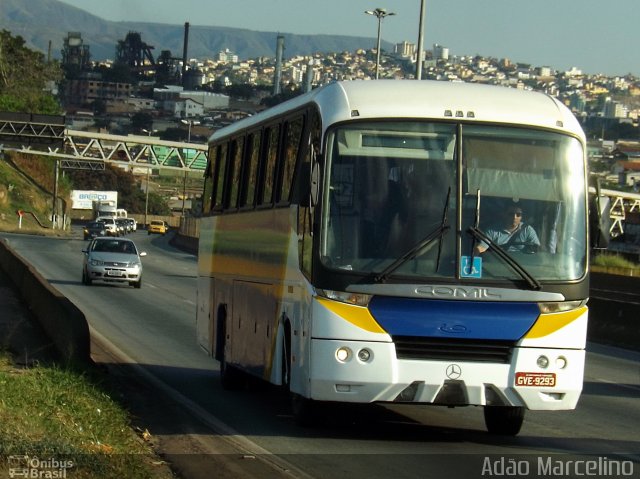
[368,297,539,341]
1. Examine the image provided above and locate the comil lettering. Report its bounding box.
[415,286,502,299]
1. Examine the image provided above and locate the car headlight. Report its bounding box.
[90,259,105,266]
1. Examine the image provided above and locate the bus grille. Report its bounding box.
[392,336,514,363]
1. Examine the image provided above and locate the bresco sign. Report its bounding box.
[71,190,118,210]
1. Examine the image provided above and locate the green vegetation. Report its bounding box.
[0,30,62,114]
[0,352,171,478]
[592,252,640,271]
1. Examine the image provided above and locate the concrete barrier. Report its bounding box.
[0,238,91,365]
[588,272,640,351]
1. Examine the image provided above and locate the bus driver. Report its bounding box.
[475,203,540,254]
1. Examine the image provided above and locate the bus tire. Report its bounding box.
[484,406,525,435]
[219,308,243,390]
[220,354,243,391]
[291,393,322,427]
[282,322,322,427]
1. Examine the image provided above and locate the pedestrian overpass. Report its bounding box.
[0,114,207,172]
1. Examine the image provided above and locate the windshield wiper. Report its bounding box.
[467,226,542,291]
[374,188,451,283]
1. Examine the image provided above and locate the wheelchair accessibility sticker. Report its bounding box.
[460,256,482,278]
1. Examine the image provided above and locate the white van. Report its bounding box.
[96,216,119,236]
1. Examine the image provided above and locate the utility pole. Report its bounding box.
[365,8,396,80]
[416,0,426,80]
[52,159,59,229]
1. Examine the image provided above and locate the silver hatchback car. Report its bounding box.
[82,237,147,288]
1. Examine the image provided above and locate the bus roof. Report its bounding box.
[209,80,584,144]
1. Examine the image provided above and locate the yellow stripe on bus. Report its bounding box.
[317,298,387,334]
[524,306,588,339]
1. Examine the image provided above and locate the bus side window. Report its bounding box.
[279,116,305,205]
[260,125,280,206]
[202,145,216,214]
[213,143,228,211]
[240,131,261,208]
[226,137,245,210]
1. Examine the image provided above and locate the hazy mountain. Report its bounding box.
[0,0,390,61]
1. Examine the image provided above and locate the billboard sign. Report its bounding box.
[71,190,118,210]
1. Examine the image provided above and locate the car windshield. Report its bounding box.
[93,240,136,254]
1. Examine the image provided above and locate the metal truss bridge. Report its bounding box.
[0,113,207,173]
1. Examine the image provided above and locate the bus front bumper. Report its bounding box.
[308,339,585,410]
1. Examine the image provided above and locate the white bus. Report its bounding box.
[196,80,593,435]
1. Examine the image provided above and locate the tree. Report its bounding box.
[0,30,62,114]
[130,112,153,133]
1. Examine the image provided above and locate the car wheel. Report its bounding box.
[132,278,142,289]
[82,269,92,286]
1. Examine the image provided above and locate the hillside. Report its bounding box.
[0,0,390,61]
[0,153,69,235]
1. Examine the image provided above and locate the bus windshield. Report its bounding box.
[320,121,586,283]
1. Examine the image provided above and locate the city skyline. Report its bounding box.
[56,0,638,77]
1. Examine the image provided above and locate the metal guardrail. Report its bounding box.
[590,186,640,237]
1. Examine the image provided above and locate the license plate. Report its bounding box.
[106,270,124,277]
[515,372,556,387]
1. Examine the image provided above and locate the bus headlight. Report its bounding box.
[357,348,372,362]
[538,300,585,314]
[336,347,351,362]
[317,289,372,306]
[537,355,549,369]
[556,356,568,369]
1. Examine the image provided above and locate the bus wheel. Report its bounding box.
[291,393,322,427]
[484,406,525,435]
[220,351,243,390]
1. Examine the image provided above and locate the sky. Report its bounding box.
[56,0,639,76]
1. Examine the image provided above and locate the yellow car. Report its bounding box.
[148,220,168,235]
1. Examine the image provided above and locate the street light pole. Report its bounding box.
[416,0,426,80]
[144,166,150,228]
[365,8,395,80]
[141,128,157,229]
[180,119,193,217]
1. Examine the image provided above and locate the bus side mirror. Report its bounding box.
[589,193,610,249]
[299,149,320,208]
[310,161,320,207]
[299,162,311,207]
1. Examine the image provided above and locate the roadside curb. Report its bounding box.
[0,238,91,365]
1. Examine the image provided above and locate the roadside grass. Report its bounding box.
[0,352,173,478]
[592,252,640,271]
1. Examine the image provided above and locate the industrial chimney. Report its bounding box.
[182,22,190,87]
[273,35,285,95]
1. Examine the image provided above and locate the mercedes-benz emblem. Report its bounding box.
[446,364,462,380]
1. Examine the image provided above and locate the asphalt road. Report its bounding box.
[2,229,639,479]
